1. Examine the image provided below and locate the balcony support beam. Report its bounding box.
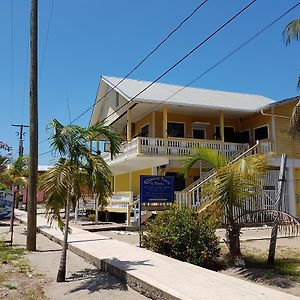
[219,111,225,142]
[163,105,168,139]
[127,108,132,141]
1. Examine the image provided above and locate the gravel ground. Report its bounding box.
[0,220,148,300]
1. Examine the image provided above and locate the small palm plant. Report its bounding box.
[39,119,121,282]
[183,148,267,265]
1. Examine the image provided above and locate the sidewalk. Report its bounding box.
[15,210,298,300]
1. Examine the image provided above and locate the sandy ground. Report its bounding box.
[0,221,148,300]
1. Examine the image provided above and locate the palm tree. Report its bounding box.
[5,156,29,245]
[39,119,121,282]
[183,148,266,265]
[283,18,300,136]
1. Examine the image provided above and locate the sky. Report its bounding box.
[0,0,300,165]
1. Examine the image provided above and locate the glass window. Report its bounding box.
[167,122,184,138]
[193,129,206,139]
[254,125,268,141]
[141,124,149,137]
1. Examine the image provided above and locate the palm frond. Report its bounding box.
[182,147,227,177]
[283,18,300,45]
[289,99,300,137]
[234,210,300,237]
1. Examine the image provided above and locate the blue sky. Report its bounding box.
[0,0,299,165]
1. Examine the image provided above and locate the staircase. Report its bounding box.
[174,141,263,208]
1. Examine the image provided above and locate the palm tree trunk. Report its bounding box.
[9,185,16,245]
[56,194,70,282]
[226,206,244,266]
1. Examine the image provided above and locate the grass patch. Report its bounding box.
[0,240,25,263]
[17,259,32,274]
[4,283,17,290]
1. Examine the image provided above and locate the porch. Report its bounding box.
[102,136,249,173]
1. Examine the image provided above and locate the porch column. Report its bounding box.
[127,108,132,141]
[219,111,225,142]
[163,105,168,139]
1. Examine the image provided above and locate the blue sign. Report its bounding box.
[0,191,13,219]
[140,176,174,203]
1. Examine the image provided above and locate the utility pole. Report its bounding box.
[12,124,29,157]
[27,0,38,251]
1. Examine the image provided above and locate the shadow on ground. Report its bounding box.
[233,267,295,289]
[68,268,128,294]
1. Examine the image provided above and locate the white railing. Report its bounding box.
[102,137,248,164]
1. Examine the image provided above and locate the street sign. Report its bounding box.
[0,191,13,219]
[140,175,174,203]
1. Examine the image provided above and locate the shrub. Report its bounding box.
[142,205,220,269]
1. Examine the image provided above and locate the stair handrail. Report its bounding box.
[188,141,261,194]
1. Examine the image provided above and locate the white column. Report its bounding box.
[152,111,156,137]
[219,111,224,142]
[163,105,168,139]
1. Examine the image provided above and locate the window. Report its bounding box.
[193,128,206,139]
[115,92,120,107]
[141,124,149,137]
[254,125,268,141]
[215,126,235,142]
[240,130,250,143]
[167,122,184,138]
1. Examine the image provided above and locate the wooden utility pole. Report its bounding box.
[27,0,38,251]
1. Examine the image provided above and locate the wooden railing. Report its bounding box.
[102,137,248,164]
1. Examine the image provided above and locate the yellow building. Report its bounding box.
[90,76,300,217]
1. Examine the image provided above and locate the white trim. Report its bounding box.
[253,124,269,141]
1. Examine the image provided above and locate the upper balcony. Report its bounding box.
[102,137,257,174]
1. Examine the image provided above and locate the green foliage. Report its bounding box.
[142,205,220,269]
[0,240,25,262]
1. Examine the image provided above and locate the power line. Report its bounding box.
[40,0,55,81]
[70,0,209,124]
[92,0,257,126]
[40,0,257,157]
[38,0,208,147]
[153,1,300,108]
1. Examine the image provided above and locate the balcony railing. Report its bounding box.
[102,137,248,164]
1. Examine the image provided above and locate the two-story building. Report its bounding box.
[90,76,300,217]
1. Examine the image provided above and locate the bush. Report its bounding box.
[142,205,220,269]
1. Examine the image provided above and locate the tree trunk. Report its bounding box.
[56,195,70,282]
[226,225,245,267]
[9,186,16,245]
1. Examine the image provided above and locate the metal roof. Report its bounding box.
[103,76,275,112]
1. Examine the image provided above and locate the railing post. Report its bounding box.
[127,203,131,226]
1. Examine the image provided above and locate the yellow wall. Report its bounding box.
[154,111,240,140]
[294,168,300,216]
[240,111,272,144]
[274,101,300,159]
[114,168,152,194]
[134,113,153,137]
[132,168,152,195]
[115,173,130,192]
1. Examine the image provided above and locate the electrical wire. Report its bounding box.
[89,0,257,127]
[38,0,208,146]
[70,0,209,124]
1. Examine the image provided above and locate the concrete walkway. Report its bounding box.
[15,210,298,300]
